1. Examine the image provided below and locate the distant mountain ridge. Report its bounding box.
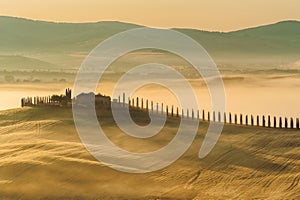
[0,16,141,52]
[0,16,299,70]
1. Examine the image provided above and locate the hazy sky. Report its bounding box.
[1,0,300,31]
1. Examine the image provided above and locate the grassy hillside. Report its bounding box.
[0,106,299,199]
[0,16,299,71]
[0,55,58,70]
[0,16,141,52]
[176,21,300,67]
[177,21,300,55]
[0,16,141,70]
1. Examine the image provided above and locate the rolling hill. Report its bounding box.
[0,16,299,70]
[0,106,299,199]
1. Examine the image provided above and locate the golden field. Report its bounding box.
[0,106,299,199]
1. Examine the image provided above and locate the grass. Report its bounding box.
[0,106,299,199]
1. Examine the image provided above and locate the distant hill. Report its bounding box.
[177,20,300,55]
[0,16,141,52]
[0,16,299,70]
[175,21,300,68]
[0,55,58,70]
